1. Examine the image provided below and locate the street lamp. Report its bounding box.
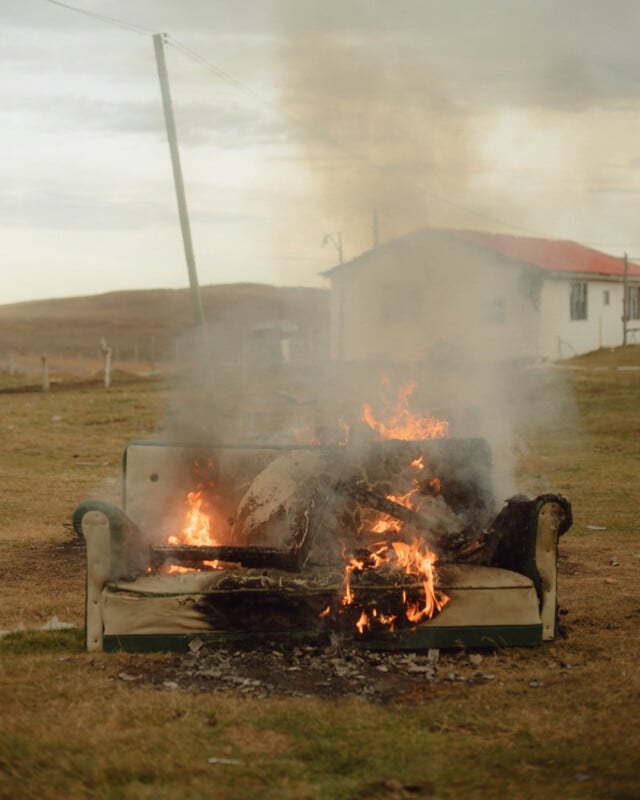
[322,232,343,265]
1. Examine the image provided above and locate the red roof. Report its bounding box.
[451,229,640,278]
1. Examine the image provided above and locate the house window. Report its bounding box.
[570,282,588,320]
[628,286,640,320]
[603,290,610,306]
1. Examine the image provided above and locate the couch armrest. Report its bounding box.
[73,501,146,651]
[489,493,572,640]
[534,497,571,640]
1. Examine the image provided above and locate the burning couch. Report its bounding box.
[73,433,571,653]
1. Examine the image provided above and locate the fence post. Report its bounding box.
[100,337,112,389]
[41,354,50,392]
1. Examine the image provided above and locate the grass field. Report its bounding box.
[0,350,639,800]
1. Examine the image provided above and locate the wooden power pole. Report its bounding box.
[153,33,206,331]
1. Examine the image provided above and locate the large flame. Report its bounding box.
[168,490,212,547]
[169,461,221,548]
[391,538,446,622]
[362,379,448,440]
[165,458,222,572]
[341,537,448,633]
[341,451,449,633]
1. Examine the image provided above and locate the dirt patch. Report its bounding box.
[115,641,497,702]
[0,538,85,630]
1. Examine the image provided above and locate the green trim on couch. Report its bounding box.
[103,623,542,653]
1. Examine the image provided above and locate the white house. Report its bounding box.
[323,228,640,362]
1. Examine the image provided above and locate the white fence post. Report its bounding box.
[100,337,112,389]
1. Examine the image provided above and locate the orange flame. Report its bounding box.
[165,560,220,575]
[388,486,421,509]
[370,515,403,535]
[162,459,224,573]
[168,489,215,548]
[369,454,428,534]
[355,609,369,634]
[342,544,388,604]
[392,539,448,622]
[376,611,397,631]
[343,554,365,605]
[168,458,221,548]
[342,444,449,633]
[362,379,448,440]
[342,536,448,632]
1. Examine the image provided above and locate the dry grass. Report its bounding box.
[1,350,639,799]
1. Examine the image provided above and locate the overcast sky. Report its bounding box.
[3,0,640,304]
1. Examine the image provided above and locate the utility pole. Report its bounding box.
[153,33,206,331]
[622,252,629,346]
[322,232,343,265]
[322,232,345,361]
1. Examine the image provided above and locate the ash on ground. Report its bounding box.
[118,640,496,701]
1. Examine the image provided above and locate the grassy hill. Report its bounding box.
[0,283,330,372]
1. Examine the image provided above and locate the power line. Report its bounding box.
[165,34,369,168]
[45,0,154,36]
[166,37,266,106]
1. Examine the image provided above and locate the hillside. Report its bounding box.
[0,283,330,370]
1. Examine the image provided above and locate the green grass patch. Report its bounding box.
[0,628,84,655]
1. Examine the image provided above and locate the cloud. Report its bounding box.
[274,0,640,112]
[0,186,259,231]
[2,91,284,149]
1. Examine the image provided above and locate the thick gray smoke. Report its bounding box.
[262,4,579,500]
[159,3,580,508]
[274,6,473,249]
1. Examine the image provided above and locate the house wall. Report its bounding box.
[330,232,541,364]
[538,278,627,359]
